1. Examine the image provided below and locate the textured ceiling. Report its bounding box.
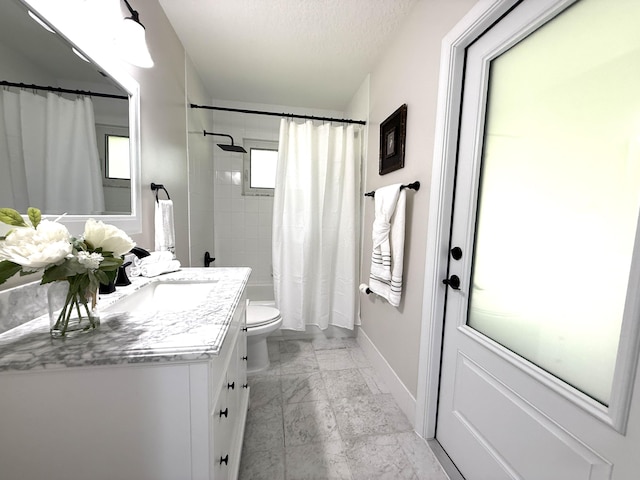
[158,0,418,110]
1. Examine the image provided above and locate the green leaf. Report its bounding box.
[0,260,22,285]
[0,208,28,227]
[98,256,123,272]
[27,207,41,228]
[41,262,76,284]
[94,269,110,285]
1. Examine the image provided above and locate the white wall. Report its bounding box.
[186,57,215,267]
[125,0,190,263]
[358,0,477,398]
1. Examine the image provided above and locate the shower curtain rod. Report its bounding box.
[1,81,128,100]
[190,103,366,125]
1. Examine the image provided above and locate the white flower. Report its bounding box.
[0,220,72,270]
[77,251,104,270]
[83,218,135,257]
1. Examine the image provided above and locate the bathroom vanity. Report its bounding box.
[0,267,250,480]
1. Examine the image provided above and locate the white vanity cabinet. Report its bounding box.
[0,278,249,480]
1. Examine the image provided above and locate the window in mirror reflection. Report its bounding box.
[96,125,131,214]
[243,139,278,196]
[106,134,130,180]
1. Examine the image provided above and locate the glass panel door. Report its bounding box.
[467,0,640,405]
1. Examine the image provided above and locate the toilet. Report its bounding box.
[245,305,282,373]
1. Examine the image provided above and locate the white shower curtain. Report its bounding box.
[273,119,362,331]
[0,90,104,214]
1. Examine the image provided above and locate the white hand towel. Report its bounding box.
[137,260,181,278]
[130,251,176,276]
[155,199,176,256]
[368,184,406,307]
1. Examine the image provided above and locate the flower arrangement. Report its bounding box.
[0,207,135,336]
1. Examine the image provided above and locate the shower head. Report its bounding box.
[203,130,247,153]
[217,143,247,153]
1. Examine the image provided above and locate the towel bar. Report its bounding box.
[364,181,420,197]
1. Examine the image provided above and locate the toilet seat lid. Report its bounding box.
[246,306,281,327]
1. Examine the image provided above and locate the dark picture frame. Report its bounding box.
[379,104,407,175]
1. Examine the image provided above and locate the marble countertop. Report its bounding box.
[0,267,251,372]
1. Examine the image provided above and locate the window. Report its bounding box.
[105,134,130,180]
[95,124,130,188]
[243,139,278,196]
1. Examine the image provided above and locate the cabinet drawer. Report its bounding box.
[211,383,233,480]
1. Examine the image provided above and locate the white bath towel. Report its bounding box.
[154,199,176,256]
[368,184,406,307]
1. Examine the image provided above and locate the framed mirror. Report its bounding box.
[0,0,141,235]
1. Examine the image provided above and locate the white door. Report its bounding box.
[436,0,640,478]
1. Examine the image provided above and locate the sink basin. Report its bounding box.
[103,280,219,314]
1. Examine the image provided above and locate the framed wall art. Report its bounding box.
[379,104,407,175]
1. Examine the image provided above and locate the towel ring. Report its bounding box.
[150,183,171,203]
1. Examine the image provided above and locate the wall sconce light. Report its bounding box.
[117,0,154,68]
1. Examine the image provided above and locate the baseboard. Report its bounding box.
[356,328,416,426]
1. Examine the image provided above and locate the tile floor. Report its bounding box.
[238,336,449,480]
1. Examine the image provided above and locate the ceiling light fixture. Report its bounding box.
[117,0,154,68]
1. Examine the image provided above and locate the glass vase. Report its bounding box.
[47,280,100,338]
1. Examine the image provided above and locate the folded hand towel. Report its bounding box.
[367,184,406,307]
[135,260,181,278]
[130,251,178,276]
[155,199,176,256]
[136,251,174,266]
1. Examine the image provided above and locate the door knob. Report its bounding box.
[450,247,462,260]
[442,275,461,290]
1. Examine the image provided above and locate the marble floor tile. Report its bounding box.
[243,416,285,454]
[347,347,371,368]
[376,393,413,433]
[239,447,285,480]
[281,372,328,404]
[267,339,282,362]
[279,339,315,354]
[247,375,282,409]
[331,394,388,438]
[315,349,357,371]
[311,337,349,351]
[344,434,418,480]
[285,439,353,480]
[332,394,412,439]
[243,339,448,479]
[394,431,450,480]
[246,397,283,426]
[280,352,320,375]
[283,400,341,447]
[359,367,391,394]
[321,369,371,401]
[340,338,360,349]
[250,359,282,377]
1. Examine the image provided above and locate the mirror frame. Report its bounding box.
[17,0,142,236]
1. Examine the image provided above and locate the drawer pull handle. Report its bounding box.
[219,408,228,418]
[241,327,248,332]
[227,381,235,390]
[243,383,248,389]
[219,454,229,466]
[241,356,248,361]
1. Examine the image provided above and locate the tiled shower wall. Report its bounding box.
[210,101,346,287]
